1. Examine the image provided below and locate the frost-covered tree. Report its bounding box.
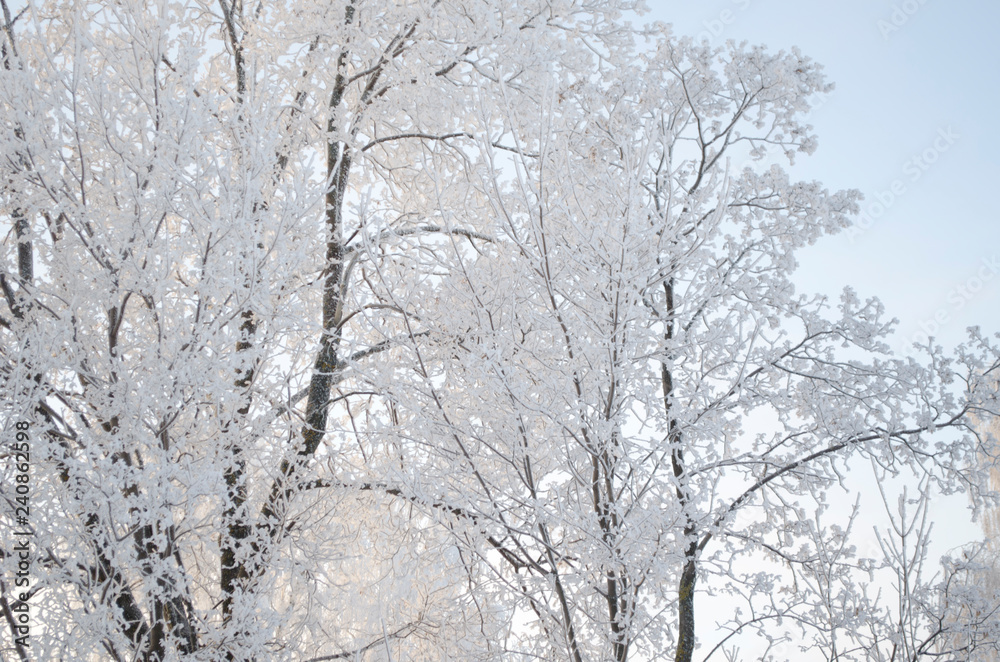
[934,417,1000,662]
[1,0,999,660]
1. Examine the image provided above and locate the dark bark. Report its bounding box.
[260,28,352,527]
[15,212,30,287]
[661,277,699,662]
[221,310,256,623]
[83,512,151,649]
[675,558,697,662]
[592,449,631,662]
[216,3,255,650]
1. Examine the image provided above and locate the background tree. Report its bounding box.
[929,416,1000,661]
[357,31,1000,662]
[1,1,999,661]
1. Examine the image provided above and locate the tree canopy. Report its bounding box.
[2,1,999,660]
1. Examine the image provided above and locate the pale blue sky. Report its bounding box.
[644,0,1000,354]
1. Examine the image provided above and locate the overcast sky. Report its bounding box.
[645,0,1000,357]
